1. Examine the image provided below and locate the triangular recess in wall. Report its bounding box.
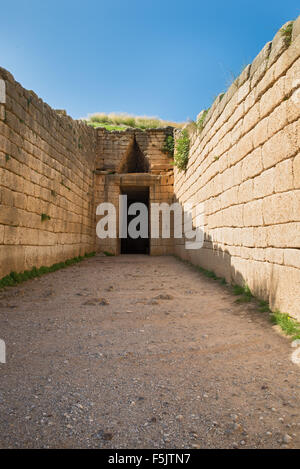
[119,137,149,173]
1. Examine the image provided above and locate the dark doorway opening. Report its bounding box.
[121,186,150,254]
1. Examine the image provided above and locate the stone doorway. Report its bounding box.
[120,186,150,254]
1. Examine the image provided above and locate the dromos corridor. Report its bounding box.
[0,255,299,449]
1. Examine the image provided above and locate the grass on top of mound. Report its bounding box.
[85,112,183,131]
[87,122,129,131]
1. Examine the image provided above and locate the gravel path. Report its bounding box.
[0,254,299,449]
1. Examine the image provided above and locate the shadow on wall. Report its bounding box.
[173,204,280,313]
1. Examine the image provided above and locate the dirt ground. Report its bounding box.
[0,254,299,449]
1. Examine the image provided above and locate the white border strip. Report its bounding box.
[0,79,6,104]
[291,347,300,366]
[0,339,5,364]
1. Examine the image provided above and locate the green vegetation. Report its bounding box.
[41,213,51,222]
[233,284,253,303]
[230,284,300,337]
[85,112,183,132]
[174,256,226,284]
[196,109,209,131]
[198,267,226,284]
[162,135,175,157]
[0,252,96,289]
[232,284,246,295]
[280,22,294,47]
[88,122,129,132]
[199,268,218,279]
[174,129,190,171]
[103,251,115,256]
[180,120,197,134]
[5,154,10,162]
[271,310,300,340]
[258,300,271,313]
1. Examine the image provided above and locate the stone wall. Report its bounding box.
[0,68,98,279]
[174,18,300,319]
[95,127,174,173]
[94,127,174,255]
[1,17,299,319]
[0,67,175,271]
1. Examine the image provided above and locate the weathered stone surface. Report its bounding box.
[250,42,272,79]
[174,18,300,319]
[275,159,294,192]
[292,15,300,42]
[294,154,300,188]
[284,249,300,269]
[0,18,300,321]
[268,21,293,67]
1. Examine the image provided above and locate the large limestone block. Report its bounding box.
[286,88,300,124]
[254,226,268,248]
[276,36,300,83]
[269,263,300,320]
[263,192,295,225]
[241,147,263,181]
[239,178,255,204]
[259,76,285,120]
[0,225,4,243]
[236,132,254,161]
[237,80,250,105]
[268,21,294,67]
[250,42,272,84]
[267,222,300,248]
[294,190,300,221]
[252,117,269,148]
[220,186,238,209]
[294,154,300,188]
[231,256,271,301]
[241,227,255,247]
[0,245,25,278]
[284,249,300,269]
[274,159,294,192]
[262,123,297,169]
[251,245,265,259]
[254,65,275,102]
[266,247,284,264]
[243,199,264,227]
[230,255,249,286]
[230,204,244,227]
[248,260,272,299]
[267,101,287,138]
[292,15,300,42]
[4,226,39,245]
[243,102,260,134]
[189,244,231,282]
[253,168,275,199]
[233,227,243,246]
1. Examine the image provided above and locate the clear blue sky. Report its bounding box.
[0,1,299,122]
